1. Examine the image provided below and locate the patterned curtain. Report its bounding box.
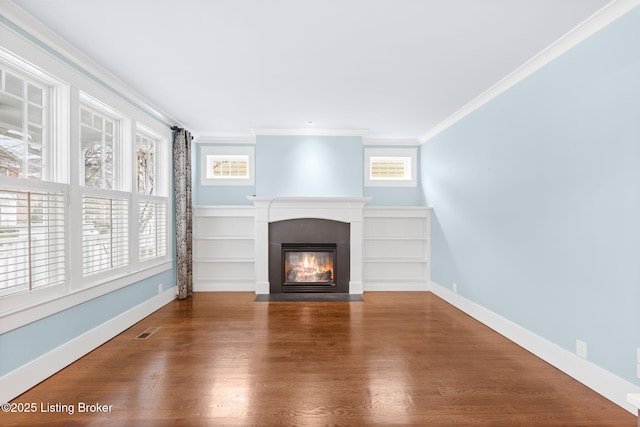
[173,127,193,299]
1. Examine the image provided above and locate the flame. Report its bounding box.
[286,251,334,282]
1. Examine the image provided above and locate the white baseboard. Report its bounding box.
[349,281,364,294]
[364,280,428,292]
[0,287,177,404]
[255,281,270,294]
[194,281,256,292]
[429,281,640,415]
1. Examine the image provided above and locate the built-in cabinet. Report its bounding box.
[193,204,431,292]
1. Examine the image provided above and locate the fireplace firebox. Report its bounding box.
[269,218,350,293]
[282,244,336,292]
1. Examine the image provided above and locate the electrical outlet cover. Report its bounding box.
[576,340,588,359]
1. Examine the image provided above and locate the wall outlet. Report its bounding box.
[158,283,163,294]
[453,283,458,293]
[576,339,588,359]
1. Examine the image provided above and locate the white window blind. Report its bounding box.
[139,200,167,262]
[0,187,65,296]
[82,195,129,275]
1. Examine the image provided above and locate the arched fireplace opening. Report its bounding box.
[268,218,350,293]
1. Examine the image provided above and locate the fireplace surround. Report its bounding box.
[269,219,349,293]
[248,196,370,294]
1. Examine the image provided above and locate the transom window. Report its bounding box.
[200,145,255,186]
[365,148,417,187]
[208,155,249,179]
[370,157,410,180]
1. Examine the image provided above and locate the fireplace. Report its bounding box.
[269,218,350,293]
[249,196,369,294]
[282,244,337,292]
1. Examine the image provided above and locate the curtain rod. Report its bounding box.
[171,126,194,140]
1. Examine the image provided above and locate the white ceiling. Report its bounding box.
[13,0,611,139]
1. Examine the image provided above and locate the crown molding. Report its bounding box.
[363,138,420,146]
[195,136,256,144]
[0,1,182,130]
[418,0,640,144]
[251,128,368,137]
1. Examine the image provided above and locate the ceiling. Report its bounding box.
[13,0,611,140]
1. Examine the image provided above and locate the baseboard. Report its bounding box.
[349,281,364,294]
[364,280,428,291]
[194,281,256,292]
[0,287,177,404]
[429,281,640,415]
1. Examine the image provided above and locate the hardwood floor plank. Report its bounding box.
[3,292,636,426]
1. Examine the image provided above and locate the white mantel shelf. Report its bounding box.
[247,196,371,223]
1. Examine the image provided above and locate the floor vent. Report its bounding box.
[135,327,160,340]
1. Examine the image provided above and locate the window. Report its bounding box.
[0,67,47,180]
[80,105,118,189]
[207,155,249,179]
[0,185,66,296]
[200,146,255,186]
[136,133,157,195]
[136,127,168,263]
[370,157,410,180]
[0,48,170,323]
[0,56,67,300]
[364,148,417,187]
[82,195,129,276]
[139,200,167,261]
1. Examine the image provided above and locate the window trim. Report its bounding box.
[200,145,255,186]
[364,147,417,187]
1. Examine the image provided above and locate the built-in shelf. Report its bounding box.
[193,206,256,292]
[193,204,431,293]
[362,206,431,291]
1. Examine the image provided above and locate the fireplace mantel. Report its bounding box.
[247,196,371,294]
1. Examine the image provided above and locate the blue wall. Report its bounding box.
[194,137,427,205]
[422,7,640,385]
[0,269,174,376]
[256,135,363,197]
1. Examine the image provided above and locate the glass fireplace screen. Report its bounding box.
[284,250,334,283]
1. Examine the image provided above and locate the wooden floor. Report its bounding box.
[4,292,636,426]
